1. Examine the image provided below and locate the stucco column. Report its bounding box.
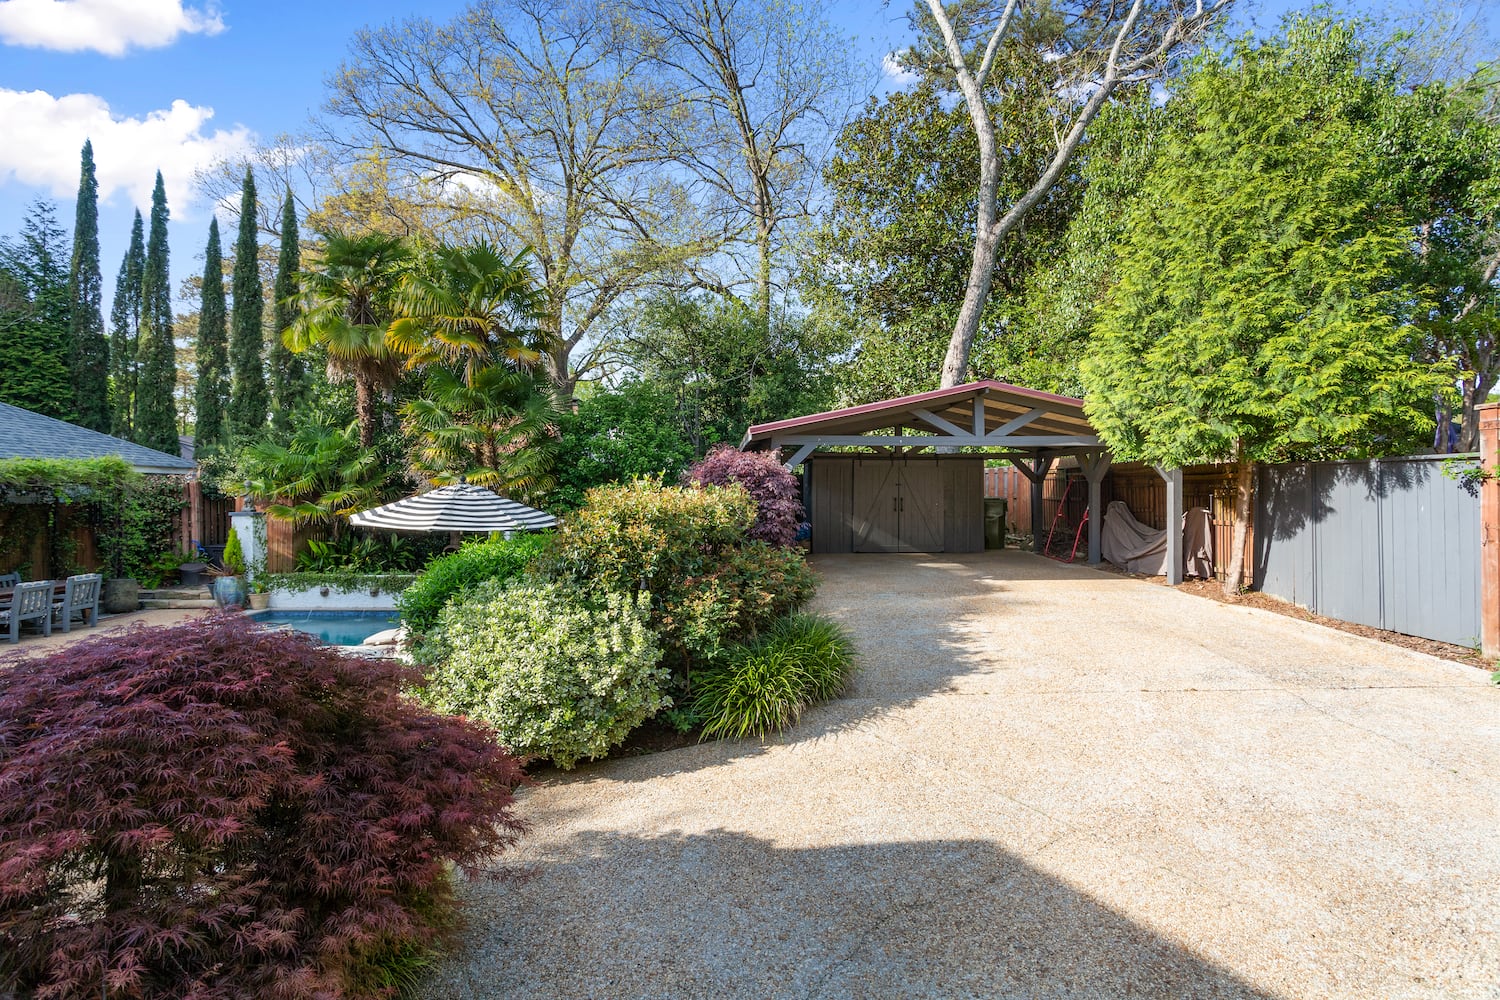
[228,510,267,579]
[1479,403,1500,659]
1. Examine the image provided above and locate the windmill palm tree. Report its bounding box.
[283,232,411,447]
[403,365,561,498]
[388,241,551,384]
[389,240,561,494]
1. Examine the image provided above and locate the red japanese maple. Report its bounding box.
[0,614,526,999]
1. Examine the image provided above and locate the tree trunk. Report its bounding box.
[1223,453,1254,598]
[1458,372,1493,453]
[355,377,376,448]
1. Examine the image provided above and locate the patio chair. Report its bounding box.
[53,573,103,633]
[1,580,54,643]
[0,571,19,588]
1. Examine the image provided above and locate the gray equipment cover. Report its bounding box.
[1100,501,1214,578]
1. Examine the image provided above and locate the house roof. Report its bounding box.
[0,402,196,475]
[741,380,1101,461]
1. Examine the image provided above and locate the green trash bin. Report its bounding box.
[983,497,1008,549]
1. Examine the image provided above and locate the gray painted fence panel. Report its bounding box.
[1255,456,1479,647]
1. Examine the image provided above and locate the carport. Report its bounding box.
[741,380,1187,582]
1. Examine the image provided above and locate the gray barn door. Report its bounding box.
[897,462,944,552]
[853,461,900,552]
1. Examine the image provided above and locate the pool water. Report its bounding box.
[249,611,398,646]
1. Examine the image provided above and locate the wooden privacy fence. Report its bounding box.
[1255,455,1479,647]
[985,461,1250,583]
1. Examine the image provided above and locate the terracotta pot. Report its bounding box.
[247,592,270,611]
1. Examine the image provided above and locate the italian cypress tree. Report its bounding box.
[269,188,308,431]
[194,219,229,451]
[0,201,73,419]
[67,140,109,431]
[109,211,145,436]
[228,166,267,437]
[134,172,179,455]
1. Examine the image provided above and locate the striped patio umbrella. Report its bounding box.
[348,483,556,537]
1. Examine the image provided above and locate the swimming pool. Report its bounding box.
[248,610,399,646]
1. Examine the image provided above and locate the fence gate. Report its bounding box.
[1255,456,1480,647]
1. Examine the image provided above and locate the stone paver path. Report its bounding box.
[428,551,1499,1000]
[0,607,208,663]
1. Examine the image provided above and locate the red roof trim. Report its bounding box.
[743,380,1086,441]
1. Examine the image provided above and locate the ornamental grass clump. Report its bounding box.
[398,531,551,635]
[419,580,669,769]
[684,445,804,546]
[0,614,527,1000]
[693,614,856,740]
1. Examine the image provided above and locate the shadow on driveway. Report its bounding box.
[437,827,1279,1000]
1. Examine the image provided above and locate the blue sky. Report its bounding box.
[0,0,1491,293]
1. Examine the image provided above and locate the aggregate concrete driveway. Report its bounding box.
[428,551,1499,1000]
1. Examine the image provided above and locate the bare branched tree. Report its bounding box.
[627,0,861,324]
[323,0,733,397]
[923,0,1231,387]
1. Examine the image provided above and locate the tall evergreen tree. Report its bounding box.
[269,188,308,431]
[194,219,229,450]
[109,211,145,436]
[0,201,73,418]
[228,166,267,437]
[134,172,179,455]
[68,140,110,431]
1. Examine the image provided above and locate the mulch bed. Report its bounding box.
[1091,559,1493,674]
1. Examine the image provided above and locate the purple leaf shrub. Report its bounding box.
[685,446,804,546]
[0,614,527,1000]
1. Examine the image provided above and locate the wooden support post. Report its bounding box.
[1028,456,1053,554]
[188,478,204,555]
[1078,451,1112,565]
[1156,465,1184,584]
[1480,403,1500,659]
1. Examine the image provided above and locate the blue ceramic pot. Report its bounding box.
[213,575,247,610]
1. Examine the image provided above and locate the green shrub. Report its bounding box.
[539,479,816,671]
[222,526,247,575]
[418,580,669,769]
[693,614,855,740]
[399,532,552,635]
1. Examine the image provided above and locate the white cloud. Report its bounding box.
[0,88,255,215]
[0,0,223,56]
[881,51,919,88]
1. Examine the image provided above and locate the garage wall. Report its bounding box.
[806,456,983,554]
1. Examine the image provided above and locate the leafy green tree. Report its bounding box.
[67,140,109,431]
[550,380,696,510]
[620,291,838,452]
[1378,67,1500,451]
[269,189,308,430]
[134,172,179,455]
[0,201,73,418]
[194,219,229,450]
[229,167,267,437]
[284,231,410,447]
[108,211,145,436]
[807,78,1080,401]
[1081,28,1454,594]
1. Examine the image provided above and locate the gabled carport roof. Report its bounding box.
[736,380,1203,581]
[741,380,1101,464]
